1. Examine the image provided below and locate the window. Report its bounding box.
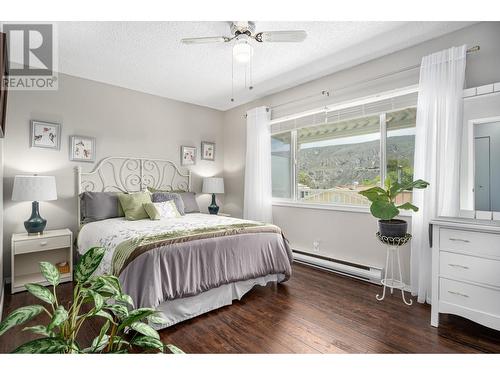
[386,108,416,205]
[297,114,381,205]
[270,90,417,207]
[271,132,292,198]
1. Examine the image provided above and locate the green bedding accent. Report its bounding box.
[111,222,279,276]
[118,191,151,220]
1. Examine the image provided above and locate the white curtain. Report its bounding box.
[411,45,467,303]
[243,106,273,222]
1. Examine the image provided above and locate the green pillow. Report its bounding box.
[118,191,151,220]
[143,202,160,220]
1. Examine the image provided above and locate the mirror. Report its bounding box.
[460,91,500,214]
[473,120,500,211]
[461,117,500,212]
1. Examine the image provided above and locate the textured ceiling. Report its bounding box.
[51,21,474,111]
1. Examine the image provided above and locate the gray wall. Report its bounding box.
[3,73,224,278]
[222,22,500,280]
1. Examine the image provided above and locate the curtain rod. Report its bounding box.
[269,45,480,112]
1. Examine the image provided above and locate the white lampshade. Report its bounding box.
[12,175,57,202]
[202,177,224,194]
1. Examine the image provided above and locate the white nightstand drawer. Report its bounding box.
[440,278,500,316]
[439,228,500,258]
[440,251,500,287]
[14,235,71,255]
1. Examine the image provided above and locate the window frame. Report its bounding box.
[271,87,418,214]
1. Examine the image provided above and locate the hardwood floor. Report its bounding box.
[2,263,500,353]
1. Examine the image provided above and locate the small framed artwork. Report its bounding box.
[30,120,61,150]
[70,135,96,163]
[201,141,215,161]
[180,145,196,166]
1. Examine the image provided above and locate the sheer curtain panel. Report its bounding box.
[411,45,467,303]
[244,106,273,222]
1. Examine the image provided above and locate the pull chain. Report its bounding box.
[231,53,235,102]
[249,50,253,91]
[244,61,247,89]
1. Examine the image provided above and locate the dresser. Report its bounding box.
[431,218,500,331]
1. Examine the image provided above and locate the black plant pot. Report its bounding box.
[378,219,407,238]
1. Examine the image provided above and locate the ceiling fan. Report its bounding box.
[181,21,307,63]
[181,22,307,102]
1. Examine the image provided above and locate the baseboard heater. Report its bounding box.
[292,249,382,285]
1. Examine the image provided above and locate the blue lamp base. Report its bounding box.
[208,193,219,215]
[24,201,47,235]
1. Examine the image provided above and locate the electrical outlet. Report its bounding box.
[312,240,320,252]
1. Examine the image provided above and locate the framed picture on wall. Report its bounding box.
[30,120,61,150]
[201,141,215,161]
[180,145,196,166]
[70,135,96,162]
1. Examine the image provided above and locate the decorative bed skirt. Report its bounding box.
[151,273,285,330]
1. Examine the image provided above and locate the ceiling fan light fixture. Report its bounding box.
[233,38,253,64]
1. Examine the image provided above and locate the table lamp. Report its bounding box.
[12,175,57,235]
[202,177,224,215]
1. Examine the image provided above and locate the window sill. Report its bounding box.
[272,199,413,217]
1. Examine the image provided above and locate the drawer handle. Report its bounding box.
[448,290,469,298]
[39,241,48,246]
[448,263,469,270]
[449,238,470,243]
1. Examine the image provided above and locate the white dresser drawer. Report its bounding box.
[14,235,71,255]
[439,228,500,258]
[440,251,500,287]
[440,278,500,317]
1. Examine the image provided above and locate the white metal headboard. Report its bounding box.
[77,156,191,224]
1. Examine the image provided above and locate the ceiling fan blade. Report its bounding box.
[255,30,307,43]
[181,36,230,45]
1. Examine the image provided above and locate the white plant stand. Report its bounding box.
[375,232,412,306]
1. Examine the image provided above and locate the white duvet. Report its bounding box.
[77,213,255,276]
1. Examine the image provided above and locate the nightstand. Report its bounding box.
[11,229,73,293]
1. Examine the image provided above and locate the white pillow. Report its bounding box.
[153,200,181,219]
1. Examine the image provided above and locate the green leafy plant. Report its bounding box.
[0,247,182,354]
[359,178,429,220]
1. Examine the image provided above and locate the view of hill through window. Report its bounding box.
[272,107,416,206]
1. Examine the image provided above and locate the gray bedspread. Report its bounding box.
[77,215,293,310]
[119,230,292,308]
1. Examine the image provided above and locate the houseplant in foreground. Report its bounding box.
[359,178,429,237]
[0,246,182,354]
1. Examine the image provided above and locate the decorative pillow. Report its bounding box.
[147,187,187,193]
[147,187,199,213]
[151,192,185,215]
[117,191,152,220]
[80,192,125,223]
[143,201,181,220]
[177,192,200,213]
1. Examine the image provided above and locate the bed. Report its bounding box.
[76,157,293,329]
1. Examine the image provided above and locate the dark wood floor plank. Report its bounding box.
[2,263,500,353]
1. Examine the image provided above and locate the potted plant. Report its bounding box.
[359,178,429,238]
[0,246,182,354]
